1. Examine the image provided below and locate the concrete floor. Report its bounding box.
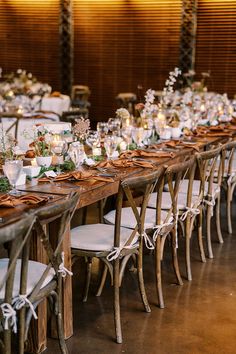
[46,200,236,354]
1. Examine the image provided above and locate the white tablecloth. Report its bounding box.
[1,115,60,151]
[40,95,71,115]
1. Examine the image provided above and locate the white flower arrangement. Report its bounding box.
[161,67,182,108]
[115,108,130,120]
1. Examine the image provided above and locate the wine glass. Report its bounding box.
[131,127,145,147]
[86,130,101,156]
[104,135,118,159]
[68,142,85,169]
[51,139,67,166]
[3,160,23,196]
[121,126,133,150]
[108,118,121,136]
[97,122,109,139]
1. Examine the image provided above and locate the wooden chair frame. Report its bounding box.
[71,168,165,344]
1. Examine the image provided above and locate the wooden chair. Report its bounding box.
[147,156,206,282]
[0,191,79,354]
[172,146,223,258]
[71,169,164,343]
[221,141,236,234]
[103,164,184,309]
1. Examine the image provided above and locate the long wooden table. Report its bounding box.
[0,133,233,352]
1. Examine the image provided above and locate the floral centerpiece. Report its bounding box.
[73,117,90,142]
[0,68,51,98]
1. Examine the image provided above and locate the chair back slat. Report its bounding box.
[113,168,166,249]
[29,192,79,299]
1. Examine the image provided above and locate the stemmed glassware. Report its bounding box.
[3,160,23,196]
[104,135,118,159]
[86,130,100,151]
[108,118,121,136]
[121,126,133,150]
[97,122,109,139]
[131,127,145,147]
[67,142,85,169]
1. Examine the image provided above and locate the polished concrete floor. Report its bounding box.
[46,200,236,354]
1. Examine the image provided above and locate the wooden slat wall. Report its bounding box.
[0,0,60,90]
[195,0,236,97]
[73,0,182,122]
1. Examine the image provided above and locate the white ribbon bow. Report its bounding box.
[106,243,138,261]
[227,172,236,186]
[153,221,174,243]
[58,252,73,278]
[0,303,17,333]
[141,232,154,250]
[180,207,200,221]
[12,294,38,320]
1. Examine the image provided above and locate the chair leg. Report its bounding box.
[96,263,108,297]
[227,186,232,234]
[171,229,183,286]
[18,307,26,354]
[83,257,92,302]
[137,248,151,313]
[114,259,122,344]
[56,278,69,354]
[4,327,12,354]
[206,206,213,259]
[197,210,206,263]
[155,237,164,309]
[216,196,223,244]
[185,220,192,281]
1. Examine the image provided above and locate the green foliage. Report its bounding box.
[0,176,10,193]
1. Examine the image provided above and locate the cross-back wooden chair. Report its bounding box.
[0,191,79,354]
[147,157,203,301]
[168,146,223,259]
[221,140,236,234]
[0,214,36,354]
[71,168,165,344]
[195,145,223,258]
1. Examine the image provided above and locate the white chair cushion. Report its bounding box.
[104,207,171,229]
[164,180,220,196]
[71,223,138,251]
[0,259,55,300]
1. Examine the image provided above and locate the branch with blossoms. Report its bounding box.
[160,67,182,108]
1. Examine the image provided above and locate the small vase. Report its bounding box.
[36,156,52,168]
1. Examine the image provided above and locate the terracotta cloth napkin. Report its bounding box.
[96,158,154,169]
[119,149,175,159]
[0,194,48,208]
[194,126,232,137]
[39,171,114,183]
[151,140,201,152]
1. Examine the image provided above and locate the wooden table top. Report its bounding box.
[0,133,233,225]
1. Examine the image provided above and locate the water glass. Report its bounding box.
[68,142,85,169]
[108,118,121,136]
[121,126,133,149]
[132,127,145,147]
[86,130,100,149]
[104,135,118,159]
[3,160,23,195]
[97,122,109,139]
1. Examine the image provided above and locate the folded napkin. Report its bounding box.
[152,140,201,152]
[71,171,114,183]
[39,171,114,183]
[120,149,174,159]
[194,126,232,137]
[0,194,48,208]
[96,158,154,169]
[50,91,62,98]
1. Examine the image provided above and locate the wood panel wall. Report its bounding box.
[195,0,236,97]
[0,0,60,90]
[73,0,182,122]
